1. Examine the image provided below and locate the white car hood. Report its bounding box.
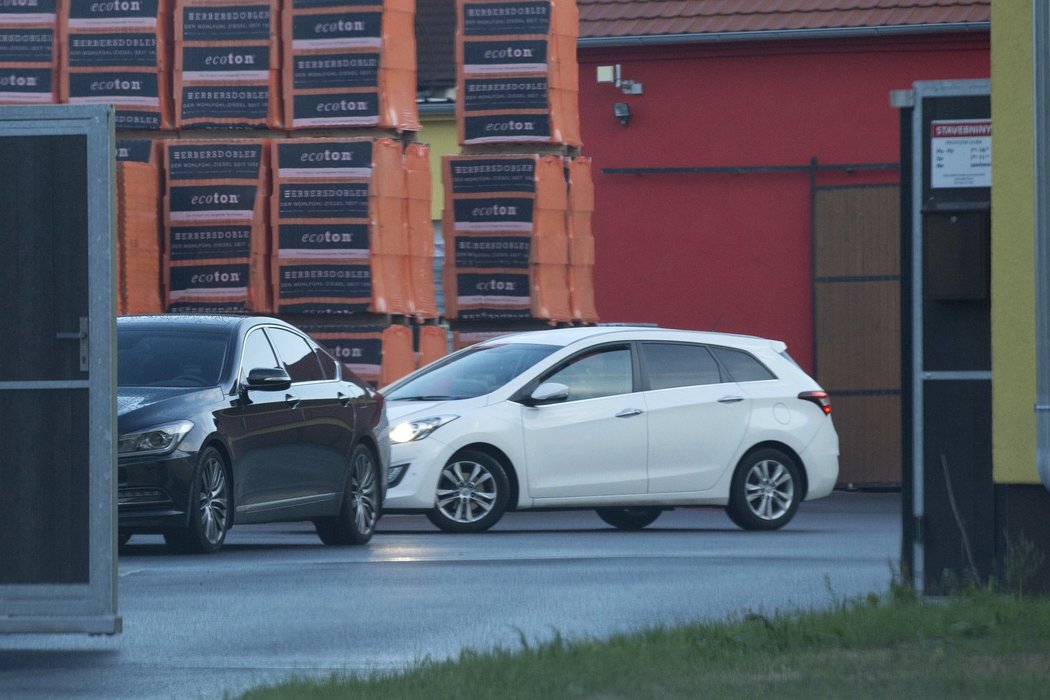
[386,399,456,421]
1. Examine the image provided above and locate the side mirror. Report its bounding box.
[526,382,570,406]
[244,367,292,392]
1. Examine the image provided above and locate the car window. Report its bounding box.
[240,329,280,380]
[117,329,229,387]
[314,347,337,380]
[545,347,633,401]
[266,327,326,383]
[711,346,776,382]
[385,342,558,400]
[641,342,723,390]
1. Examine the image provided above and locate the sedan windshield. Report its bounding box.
[118,329,230,388]
[386,343,559,400]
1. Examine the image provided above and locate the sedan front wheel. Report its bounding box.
[315,443,380,545]
[426,449,510,533]
[164,446,230,553]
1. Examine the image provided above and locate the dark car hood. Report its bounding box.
[117,386,228,428]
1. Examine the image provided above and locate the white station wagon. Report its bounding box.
[382,326,839,532]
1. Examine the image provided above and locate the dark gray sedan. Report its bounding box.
[117,315,389,553]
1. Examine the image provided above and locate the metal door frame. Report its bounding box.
[905,80,992,593]
[0,105,119,634]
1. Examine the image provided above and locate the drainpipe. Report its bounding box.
[1035,2,1050,490]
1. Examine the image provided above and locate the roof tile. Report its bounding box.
[577,0,990,39]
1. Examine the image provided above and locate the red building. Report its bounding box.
[576,0,989,372]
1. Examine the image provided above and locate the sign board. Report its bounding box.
[930,119,992,189]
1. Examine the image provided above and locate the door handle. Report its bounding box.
[337,392,352,408]
[718,395,745,404]
[615,408,644,418]
[285,394,301,409]
[56,317,89,372]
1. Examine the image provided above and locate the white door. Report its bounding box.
[640,342,750,493]
[522,345,648,499]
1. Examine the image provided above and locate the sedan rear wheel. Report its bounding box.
[315,444,380,545]
[726,448,801,531]
[164,446,230,553]
[596,507,663,530]
[426,450,509,533]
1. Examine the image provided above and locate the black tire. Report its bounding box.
[164,446,231,553]
[315,443,380,546]
[596,507,663,530]
[425,449,510,533]
[725,448,801,531]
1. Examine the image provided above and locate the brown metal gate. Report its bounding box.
[813,185,901,487]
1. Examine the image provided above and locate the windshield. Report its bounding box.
[118,329,230,388]
[386,342,559,400]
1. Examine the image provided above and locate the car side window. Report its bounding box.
[314,347,337,380]
[240,329,280,381]
[641,342,723,390]
[545,347,633,401]
[711,346,776,382]
[266,327,326,383]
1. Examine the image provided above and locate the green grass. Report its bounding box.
[237,590,1050,700]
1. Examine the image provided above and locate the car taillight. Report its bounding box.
[799,390,832,415]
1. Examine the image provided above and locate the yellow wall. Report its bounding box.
[417,113,459,220]
[991,2,1039,484]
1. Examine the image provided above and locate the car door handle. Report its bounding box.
[718,395,745,404]
[285,394,300,409]
[337,392,352,408]
[615,408,644,418]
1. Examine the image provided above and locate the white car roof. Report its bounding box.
[477,325,787,354]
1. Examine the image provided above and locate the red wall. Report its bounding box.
[578,34,989,372]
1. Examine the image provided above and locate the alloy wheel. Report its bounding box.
[436,459,497,524]
[197,452,229,545]
[350,448,378,534]
[743,458,795,521]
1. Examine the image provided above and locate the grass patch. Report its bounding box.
[236,590,1050,700]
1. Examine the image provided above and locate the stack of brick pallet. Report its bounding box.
[271,136,409,314]
[445,0,595,339]
[116,139,164,314]
[406,142,437,319]
[163,139,272,312]
[442,153,571,322]
[457,0,579,147]
[174,0,282,128]
[60,0,174,129]
[282,0,418,131]
[0,1,58,104]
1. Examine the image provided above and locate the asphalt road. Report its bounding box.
[0,491,900,700]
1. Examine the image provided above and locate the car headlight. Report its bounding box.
[389,415,458,444]
[118,420,194,456]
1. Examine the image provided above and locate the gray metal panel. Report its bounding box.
[907,79,991,593]
[0,105,119,634]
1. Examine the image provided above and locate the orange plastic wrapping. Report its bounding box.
[380,323,415,385]
[417,324,449,368]
[281,0,419,131]
[59,0,174,129]
[406,142,437,318]
[174,0,283,128]
[0,2,59,104]
[566,155,597,321]
[116,139,163,315]
[452,329,506,350]
[455,0,580,147]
